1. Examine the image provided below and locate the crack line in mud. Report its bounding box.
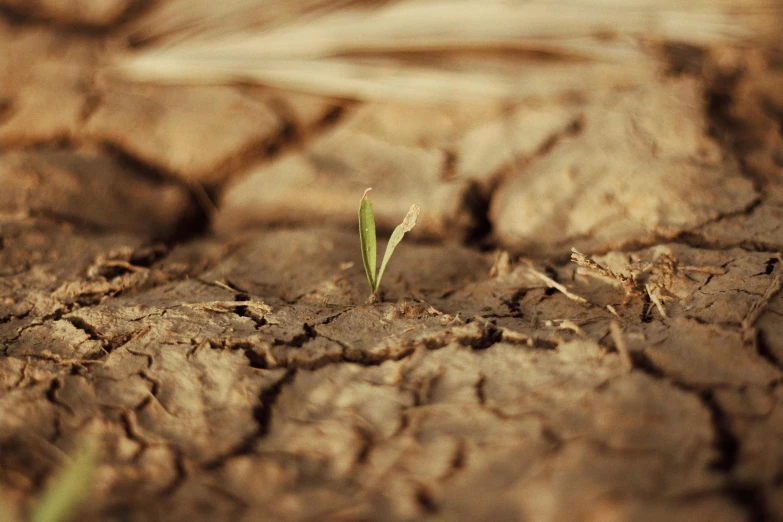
[0,308,31,325]
[699,390,739,473]
[415,486,439,514]
[500,288,527,318]
[630,350,773,520]
[351,425,374,469]
[274,323,316,348]
[755,330,783,372]
[63,315,109,357]
[137,370,161,399]
[232,304,268,330]
[158,448,189,498]
[227,93,351,181]
[247,317,560,378]
[255,368,297,434]
[474,374,487,405]
[464,114,583,249]
[118,411,148,461]
[740,271,783,372]
[439,438,468,482]
[44,378,74,416]
[203,369,297,468]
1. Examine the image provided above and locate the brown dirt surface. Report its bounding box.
[2,2,783,522]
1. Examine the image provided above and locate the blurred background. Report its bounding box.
[0,0,781,255]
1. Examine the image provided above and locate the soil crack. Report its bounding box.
[44,378,74,416]
[631,349,775,521]
[204,369,297,468]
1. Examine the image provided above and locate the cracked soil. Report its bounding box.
[2,2,783,521]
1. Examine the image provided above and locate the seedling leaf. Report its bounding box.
[376,204,420,293]
[31,436,100,522]
[358,188,377,293]
[358,190,419,300]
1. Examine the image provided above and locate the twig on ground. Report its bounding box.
[645,283,669,319]
[609,321,634,372]
[526,264,590,306]
[571,248,639,295]
[741,258,783,343]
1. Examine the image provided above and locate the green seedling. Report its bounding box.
[31,435,99,522]
[0,435,100,522]
[359,189,420,302]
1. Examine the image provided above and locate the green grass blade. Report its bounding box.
[31,436,100,522]
[358,188,377,293]
[376,204,420,294]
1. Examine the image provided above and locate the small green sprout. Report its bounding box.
[0,435,100,522]
[31,435,100,522]
[359,188,420,302]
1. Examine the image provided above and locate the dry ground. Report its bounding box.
[1,1,783,521]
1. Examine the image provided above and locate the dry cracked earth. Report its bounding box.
[2,1,783,521]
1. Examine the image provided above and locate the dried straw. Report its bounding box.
[114,0,780,101]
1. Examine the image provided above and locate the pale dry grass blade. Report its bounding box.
[132,0,771,55]
[117,55,657,100]
[114,0,781,101]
